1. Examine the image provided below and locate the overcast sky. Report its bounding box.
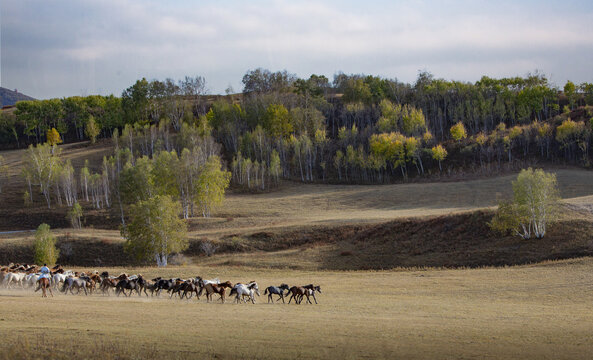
[1,0,593,99]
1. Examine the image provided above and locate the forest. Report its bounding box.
[3,70,593,190]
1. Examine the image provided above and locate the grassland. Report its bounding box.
[2,259,593,359]
[3,142,593,358]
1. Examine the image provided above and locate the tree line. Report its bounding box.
[5,70,593,187]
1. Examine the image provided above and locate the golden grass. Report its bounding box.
[2,259,593,359]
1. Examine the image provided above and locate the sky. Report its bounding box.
[1,0,593,99]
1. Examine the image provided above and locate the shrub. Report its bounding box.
[200,240,218,257]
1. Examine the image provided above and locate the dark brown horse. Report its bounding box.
[35,277,53,297]
[287,286,307,304]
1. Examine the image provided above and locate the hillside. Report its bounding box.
[3,140,593,269]
[0,87,35,107]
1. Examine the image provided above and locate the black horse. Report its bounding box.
[153,278,180,296]
[115,275,146,297]
[263,284,290,303]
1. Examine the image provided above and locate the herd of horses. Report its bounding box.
[0,263,322,305]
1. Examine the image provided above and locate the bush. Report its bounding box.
[33,223,59,266]
[200,240,218,257]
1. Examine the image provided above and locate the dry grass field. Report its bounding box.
[2,259,593,360]
[3,143,593,358]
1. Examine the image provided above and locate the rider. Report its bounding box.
[39,264,51,279]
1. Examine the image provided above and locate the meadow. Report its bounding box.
[2,259,593,359]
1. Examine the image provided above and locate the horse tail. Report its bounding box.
[264,288,268,295]
[60,280,67,293]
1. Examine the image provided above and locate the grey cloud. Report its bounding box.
[2,0,593,99]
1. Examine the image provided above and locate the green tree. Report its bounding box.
[119,156,154,205]
[33,223,59,266]
[564,81,577,109]
[264,104,293,138]
[85,115,100,144]
[123,195,188,267]
[195,156,231,217]
[489,168,559,239]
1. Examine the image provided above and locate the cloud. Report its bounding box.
[2,0,593,99]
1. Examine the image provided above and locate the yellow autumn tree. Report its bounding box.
[431,144,447,171]
[450,122,467,142]
[46,128,62,147]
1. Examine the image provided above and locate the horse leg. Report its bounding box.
[280,294,285,304]
[312,294,318,304]
[48,285,53,297]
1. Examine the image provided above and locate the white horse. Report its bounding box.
[4,272,26,289]
[52,273,69,289]
[25,273,40,288]
[232,281,260,304]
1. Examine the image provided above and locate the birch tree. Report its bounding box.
[123,195,188,267]
[489,168,559,239]
[195,156,231,217]
[22,143,62,208]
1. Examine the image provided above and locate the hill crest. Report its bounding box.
[0,87,36,107]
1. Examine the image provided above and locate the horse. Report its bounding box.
[231,281,260,304]
[35,277,53,297]
[52,273,68,289]
[99,277,119,296]
[264,284,290,303]
[25,273,40,288]
[176,277,203,300]
[61,277,89,295]
[301,284,322,304]
[153,278,181,296]
[200,281,233,303]
[4,271,26,289]
[287,286,307,304]
[115,275,146,297]
[180,280,203,300]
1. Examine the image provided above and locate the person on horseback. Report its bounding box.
[39,264,51,280]
[36,263,53,297]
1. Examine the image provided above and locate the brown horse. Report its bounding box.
[301,284,322,304]
[35,277,53,298]
[201,281,233,303]
[287,286,307,304]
